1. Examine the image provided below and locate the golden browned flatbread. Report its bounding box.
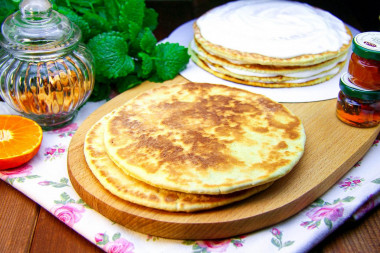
[104,82,306,195]
[84,114,272,212]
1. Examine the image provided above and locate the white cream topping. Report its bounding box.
[196,0,351,58]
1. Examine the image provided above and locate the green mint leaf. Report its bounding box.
[127,21,141,41]
[119,0,145,30]
[143,7,158,31]
[115,75,142,93]
[96,31,128,41]
[130,27,157,55]
[104,0,119,27]
[88,34,134,79]
[140,28,157,53]
[152,42,190,81]
[83,12,110,40]
[137,52,153,78]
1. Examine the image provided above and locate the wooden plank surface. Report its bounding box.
[67,75,380,239]
[0,181,39,253]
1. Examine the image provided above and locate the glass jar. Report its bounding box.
[348,32,380,90]
[0,0,94,130]
[336,72,380,128]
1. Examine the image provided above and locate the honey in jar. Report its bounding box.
[0,0,94,130]
[348,32,380,90]
[336,72,380,128]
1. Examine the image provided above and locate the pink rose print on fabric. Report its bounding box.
[44,144,66,161]
[307,202,343,222]
[184,236,245,253]
[51,192,89,227]
[51,123,78,138]
[301,196,354,230]
[51,203,85,227]
[0,164,39,185]
[38,177,70,188]
[338,176,364,191]
[1,164,33,178]
[95,232,134,253]
[196,240,230,252]
[270,227,294,250]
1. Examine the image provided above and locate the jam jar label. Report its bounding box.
[354,32,380,52]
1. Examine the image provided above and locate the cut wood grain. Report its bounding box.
[67,75,380,240]
[0,180,39,253]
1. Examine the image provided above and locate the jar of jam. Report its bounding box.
[348,32,380,90]
[336,72,380,128]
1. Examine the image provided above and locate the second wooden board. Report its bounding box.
[68,76,380,239]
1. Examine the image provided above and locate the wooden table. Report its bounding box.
[1,1,379,252]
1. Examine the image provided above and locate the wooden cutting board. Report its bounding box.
[67,75,380,240]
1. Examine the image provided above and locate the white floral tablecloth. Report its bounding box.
[1,101,379,253]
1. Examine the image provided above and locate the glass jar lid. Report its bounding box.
[352,32,380,61]
[0,0,81,58]
[340,72,380,101]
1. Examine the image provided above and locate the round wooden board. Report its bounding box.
[68,75,380,240]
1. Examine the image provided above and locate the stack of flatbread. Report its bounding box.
[190,0,353,88]
[84,82,306,212]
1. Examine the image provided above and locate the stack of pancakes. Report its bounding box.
[84,82,306,212]
[190,0,353,88]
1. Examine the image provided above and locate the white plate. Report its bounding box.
[163,20,359,103]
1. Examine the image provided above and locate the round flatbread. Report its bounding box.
[84,114,272,212]
[104,82,306,195]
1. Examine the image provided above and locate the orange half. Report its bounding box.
[0,115,43,170]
